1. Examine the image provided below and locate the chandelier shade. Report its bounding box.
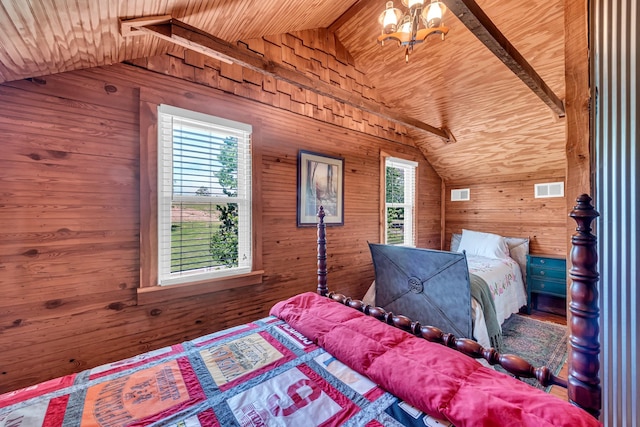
[377,0,449,62]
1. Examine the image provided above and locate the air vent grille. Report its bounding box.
[451,188,470,201]
[534,182,564,198]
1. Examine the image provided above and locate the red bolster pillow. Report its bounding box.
[271,292,601,427]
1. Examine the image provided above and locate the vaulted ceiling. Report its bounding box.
[0,0,566,183]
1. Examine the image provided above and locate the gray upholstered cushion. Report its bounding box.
[451,233,462,252]
[504,237,530,284]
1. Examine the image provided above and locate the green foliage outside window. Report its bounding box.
[386,166,404,203]
[195,186,210,196]
[386,166,405,232]
[209,137,239,267]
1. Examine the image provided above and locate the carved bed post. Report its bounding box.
[568,194,601,418]
[317,206,328,296]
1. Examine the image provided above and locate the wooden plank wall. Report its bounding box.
[0,30,442,393]
[444,172,568,256]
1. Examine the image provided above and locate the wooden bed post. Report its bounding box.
[317,194,602,413]
[568,194,601,418]
[317,206,328,296]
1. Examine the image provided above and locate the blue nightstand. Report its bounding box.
[526,254,567,314]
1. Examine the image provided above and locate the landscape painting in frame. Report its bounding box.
[297,151,344,226]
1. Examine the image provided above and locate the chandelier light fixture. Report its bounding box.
[377,0,449,62]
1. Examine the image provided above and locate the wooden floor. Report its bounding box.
[519,305,568,400]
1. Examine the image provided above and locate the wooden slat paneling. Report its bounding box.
[0,0,568,184]
[0,46,442,393]
[444,174,567,256]
[336,0,567,183]
[0,0,352,83]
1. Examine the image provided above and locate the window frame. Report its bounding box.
[381,154,418,247]
[138,90,263,305]
[157,104,253,286]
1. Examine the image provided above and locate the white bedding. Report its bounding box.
[467,254,527,348]
[363,254,527,350]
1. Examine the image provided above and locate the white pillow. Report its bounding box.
[458,229,509,259]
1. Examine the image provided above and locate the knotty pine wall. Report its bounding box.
[0,30,443,393]
[444,172,567,256]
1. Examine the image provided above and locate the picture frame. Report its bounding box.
[297,150,344,226]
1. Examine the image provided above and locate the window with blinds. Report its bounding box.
[385,157,417,246]
[157,105,252,286]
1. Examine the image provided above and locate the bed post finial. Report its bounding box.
[317,206,328,296]
[568,194,601,418]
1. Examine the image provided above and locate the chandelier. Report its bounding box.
[377,0,449,62]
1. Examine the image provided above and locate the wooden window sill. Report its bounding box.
[136,270,264,305]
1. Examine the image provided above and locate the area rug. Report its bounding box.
[499,314,569,390]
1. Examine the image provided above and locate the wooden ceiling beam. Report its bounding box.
[120,15,452,142]
[442,0,565,117]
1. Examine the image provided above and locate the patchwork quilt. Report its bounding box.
[0,315,451,427]
[0,292,601,427]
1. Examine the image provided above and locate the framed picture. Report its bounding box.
[297,150,344,226]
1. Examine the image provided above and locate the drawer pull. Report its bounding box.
[540,271,545,275]
[540,259,545,264]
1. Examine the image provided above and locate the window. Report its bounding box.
[384,157,417,246]
[157,105,252,286]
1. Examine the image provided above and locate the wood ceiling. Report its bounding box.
[0,0,566,183]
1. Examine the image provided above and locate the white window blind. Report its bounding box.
[385,157,417,246]
[157,105,252,286]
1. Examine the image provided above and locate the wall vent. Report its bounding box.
[534,182,564,198]
[451,188,470,201]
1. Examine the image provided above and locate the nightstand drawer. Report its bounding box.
[526,254,567,314]
[528,266,566,280]
[528,256,566,270]
[528,278,566,296]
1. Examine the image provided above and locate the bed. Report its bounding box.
[365,229,528,351]
[0,195,602,426]
[452,231,530,343]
